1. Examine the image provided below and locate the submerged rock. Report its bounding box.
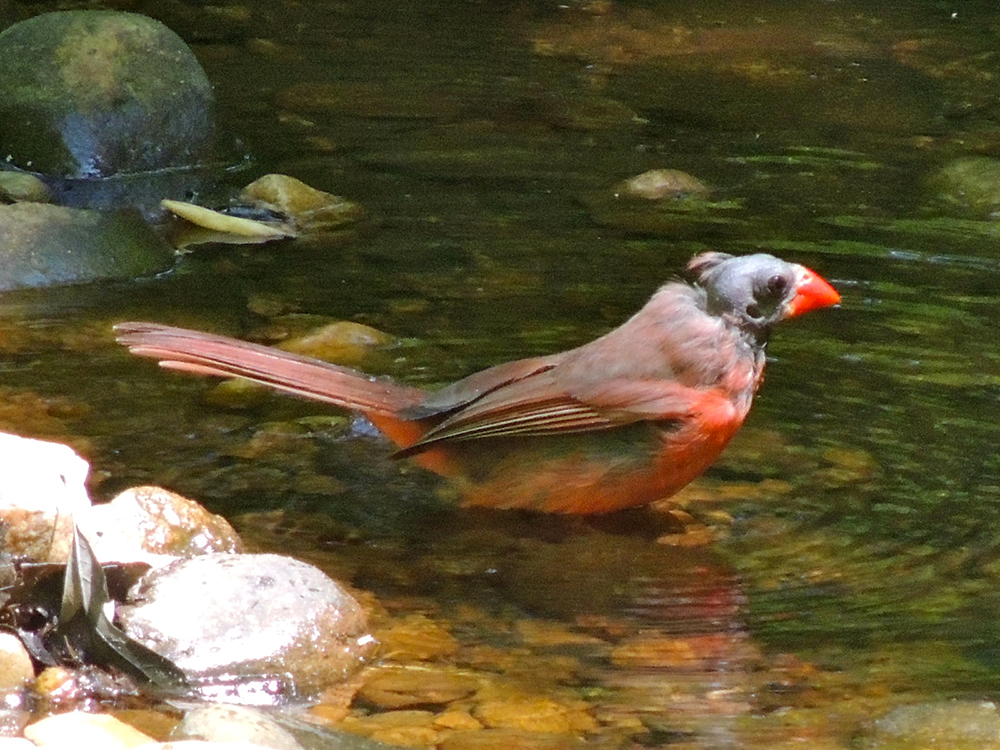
[928,157,1000,219]
[582,168,743,237]
[865,700,1000,750]
[173,703,301,749]
[118,554,375,704]
[0,203,174,290]
[613,169,712,201]
[0,10,215,178]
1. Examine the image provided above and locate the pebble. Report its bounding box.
[0,634,33,690]
[23,711,154,749]
[172,705,300,750]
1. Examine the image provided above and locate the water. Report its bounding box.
[8,0,1000,745]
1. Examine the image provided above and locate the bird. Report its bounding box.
[115,252,839,515]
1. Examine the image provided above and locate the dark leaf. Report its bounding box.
[55,524,188,691]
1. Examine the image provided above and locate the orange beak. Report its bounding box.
[785,266,841,318]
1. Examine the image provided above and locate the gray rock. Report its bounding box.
[0,203,174,290]
[0,10,215,178]
[174,704,302,750]
[119,554,375,704]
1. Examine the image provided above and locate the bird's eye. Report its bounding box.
[766,274,789,296]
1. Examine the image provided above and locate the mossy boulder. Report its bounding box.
[0,203,174,290]
[0,10,215,178]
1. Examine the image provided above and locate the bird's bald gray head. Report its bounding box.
[687,252,806,331]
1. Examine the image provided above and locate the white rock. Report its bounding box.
[0,432,90,563]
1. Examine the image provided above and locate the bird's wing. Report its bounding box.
[399,355,563,419]
[393,370,704,457]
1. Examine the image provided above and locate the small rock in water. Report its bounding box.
[241,174,365,233]
[23,711,154,748]
[928,157,1000,219]
[173,703,301,749]
[613,168,712,201]
[279,321,397,367]
[865,700,1000,749]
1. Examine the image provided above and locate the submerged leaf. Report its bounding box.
[162,199,297,246]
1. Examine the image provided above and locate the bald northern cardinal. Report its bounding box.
[115,252,839,514]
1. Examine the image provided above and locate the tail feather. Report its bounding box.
[114,322,427,418]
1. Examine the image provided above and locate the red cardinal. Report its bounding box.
[115,252,839,514]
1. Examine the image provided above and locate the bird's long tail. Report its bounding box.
[114,322,430,448]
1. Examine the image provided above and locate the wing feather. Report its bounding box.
[395,369,709,457]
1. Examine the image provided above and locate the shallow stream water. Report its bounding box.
[9,0,1000,746]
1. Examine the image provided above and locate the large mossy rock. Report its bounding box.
[0,203,174,290]
[0,10,215,178]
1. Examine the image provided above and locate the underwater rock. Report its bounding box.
[0,10,215,178]
[279,321,397,367]
[581,169,742,237]
[118,554,375,704]
[0,203,174,290]
[173,703,301,749]
[358,665,479,709]
[374,614,460,663]
[928,157,1000,220]
[865,700,1000,750]
[613,168,711,201]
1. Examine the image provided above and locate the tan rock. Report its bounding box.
[434,710,483,731]
[241,174,364,233]
[376,614,460,662]
[514,620,605,648]
[279,321,395,367]
[0,633,33,689]
[340,709,440,746]
[360,665,480,709]
[609,633,736,669]
[80,485,243,563]
[473,696,598,734]
[24,711,154,749]
[440,727,587,750]
[614,169,711,201]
